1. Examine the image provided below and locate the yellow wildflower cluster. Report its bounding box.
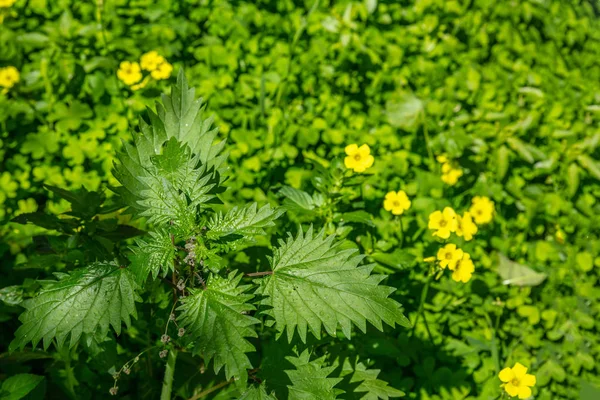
[0,0,16,8]
[435,243,474,282]
[0,66,19,91]
[425,197,494,284]
[437,154,463,186]
[344,144,374,173]
[117,51,173,90]
[383,190,411,215]
[499,362,536,399]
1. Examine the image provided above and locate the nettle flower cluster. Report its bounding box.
[426,196,495,283]
[0,65,19,93]
[117,51,173,90]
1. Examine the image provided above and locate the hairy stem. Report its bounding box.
[245,270,273,277]
[160,349,178,400]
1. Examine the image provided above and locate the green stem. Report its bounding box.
[160,349,178,400]
[397,216,404,248]
[484,311,500,374]
[421,112,435,167]
[411,271,433,336]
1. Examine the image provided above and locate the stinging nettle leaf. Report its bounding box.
[178,271,259,384]
[339,358,405,399]
[112,69,226,231]
[257,226,411,343]
[129,230,176,285]
[285,350,344,400]
[207,203,284,240]
[10,262,139,351]
[239,384,278,400]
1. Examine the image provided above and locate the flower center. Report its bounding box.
[476,210,483,215]
[354,154,362,161]
[445,252,453,260]
[439,220,447,227]
[511,378,520,386]
[393,201,400,207]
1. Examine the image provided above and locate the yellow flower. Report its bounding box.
[0,0,16,8]
[469,196,495,224]
[428,207,457,239]
[130,76,150,91]
[451,252,474,282]
[140,51,165,71]
[344,144,374,173]
[436,243,463,270]
[441,166,463,186]
[436,154,448,163]
[499,362,536,399]
[151,62,173,80]
[423,256,436,263]
[383,190,411,215]
[117,61,142,86]
[0,66,20,88]
[555,229,565,244]
[456,212,478,241]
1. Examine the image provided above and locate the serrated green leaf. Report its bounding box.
[112,70,226,231]
[257,227,410,343]
[239,384,277,400]
[129,230,176,284]
[340,358,405,399]
[0,374,44,400]
[207,203,283,240]
[178,271,259,384]
[285,350,344,400]
[10,262,139,351]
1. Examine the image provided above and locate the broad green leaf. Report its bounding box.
[11,212,78,233]
[207,203,284,240]
[285,350,344,400]
[506,137,534,163]
[10,262,139,351]
[257,227,411,343]
[178,272,259,384]
[385,93,423,131]
[239,384,277,400]
[340,358,405,399]
[337,211,375,227]
[496,145,510,180]
[129,230,176,284]
[280,186,315,212]
[496,253,547,287]
[0,374,44,400]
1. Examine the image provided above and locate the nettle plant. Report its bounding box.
[9,72,410,399]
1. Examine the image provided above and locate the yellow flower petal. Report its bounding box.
[512,363,528,379]
[345,144,359,155]
[504,382,519,397]
[521,374,536,387]
[517,385,532,399]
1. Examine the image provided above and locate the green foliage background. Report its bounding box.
[1,0,600,399]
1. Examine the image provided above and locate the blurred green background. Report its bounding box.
[1,0,600,399]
